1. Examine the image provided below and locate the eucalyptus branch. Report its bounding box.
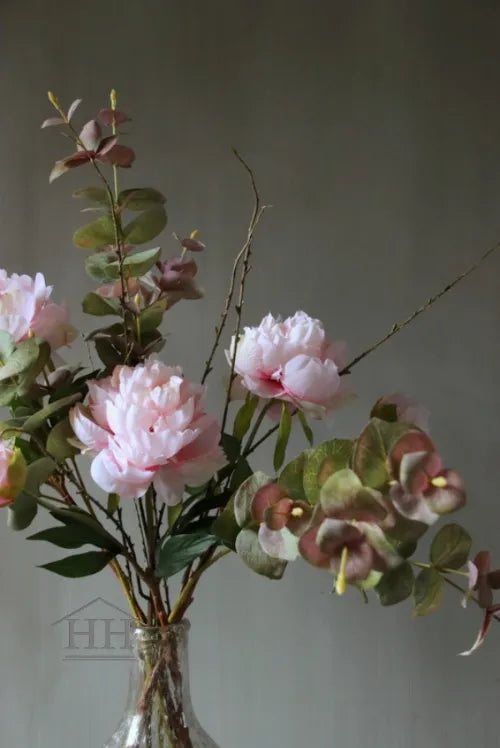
[220,150,269,433]
[339,238,500,375]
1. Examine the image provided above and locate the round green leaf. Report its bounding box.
[376,562,414,606]
[430,523,472,570]
[413,567,444,616]
[124,206,167,245]
[119,187,166,211]
[303,439,354,504]
[73,216,116,249]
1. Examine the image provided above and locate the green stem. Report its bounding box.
[242,400,274,455]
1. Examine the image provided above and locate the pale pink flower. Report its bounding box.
[70,358,226,504]
[0,270,76,349]
[0,441,27,507]
[226,311,349,418]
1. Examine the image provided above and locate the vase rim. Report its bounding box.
[132,619,191,637]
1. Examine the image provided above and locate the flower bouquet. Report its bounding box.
[1,89,499,747]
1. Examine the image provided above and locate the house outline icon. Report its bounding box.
[52,597,135,661]
[52,597,132,626]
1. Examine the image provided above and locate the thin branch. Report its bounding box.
[201,150,268,386]
[220,150,268,433]
[340,238,500,375]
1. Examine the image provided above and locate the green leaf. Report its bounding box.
[73,187,108,204]
[352,418,413,490]
[23,393,82,433]
[232,395,259,441]
[138,300,167,333]
[370,399,398,422]
[413,567,444,616]
[39,550,115,578]
[0,331,14,363]
[0,338,43,382]
[156,531,217,578]
[82,292,119,317]
[273,403,292,472]
[233,471,272,528]
[430,523,472,570]
[73,216,116,249]
[119,187,166,211]
[320,468,387,521]
[303,439,354,504]
[38,504,122,551]
[212,498,240,549]
[168,503,183,529]
[24,457,56,496]
[298,411,314,446]
[235,528,287,579]
[124,206,167,245]
[123,247,161,277]
[85,252,120,282]
[28,523,116,550]
[376,562,414,606]
[221,433,241,463]
[94,338,123,369]
[6,492,38,531]
[107,493,120,515]
[228,457,253,492]
[278,452,309,502]
[47,418,79,461]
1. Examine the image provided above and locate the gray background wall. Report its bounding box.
[1,1,500,746]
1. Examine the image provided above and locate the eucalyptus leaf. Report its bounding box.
[352,418,413,490]
[303,439,354,504]
[85,252,120,282]
[233,471,272,528]
[413,567,444,616]
[156,530,217,578]
[0,338,43,382]
[0,331,14,363]
[278,452,309,502]
[82,292,119,317]
[73,216,116,249]
[124,206,167,245]
[430,523,472,570]
[123,247,161,277]
[376,562,414,606]
[235,528,287,579]
[119,187,166,211]
[73,187,108,204]
[138,300,167,333]
[39,550,116,578]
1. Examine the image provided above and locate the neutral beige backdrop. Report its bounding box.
[1,1,500,746]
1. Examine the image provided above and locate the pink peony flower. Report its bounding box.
[0,441,27,507]
[70,358,226,504]
[0,270,76,349]
[226,311,350,418]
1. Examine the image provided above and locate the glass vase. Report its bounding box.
[103,621,219,748]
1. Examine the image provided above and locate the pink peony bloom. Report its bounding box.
[0,441,27,507]
[70,358,226,504]
[0,270,76,349]
[226,311,350,418]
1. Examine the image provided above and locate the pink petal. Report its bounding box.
[459,609,494,656]
[41,117,65,129]
[96,135,118,156]
[98,108,131,126]
[251,482,288,523]
[67,99,82,121]
[298,526,331,568]
[99,144,135,167]
[79,120,102,151]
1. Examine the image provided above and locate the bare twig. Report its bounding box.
[220,150,269,433]
[339,239,500,375]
